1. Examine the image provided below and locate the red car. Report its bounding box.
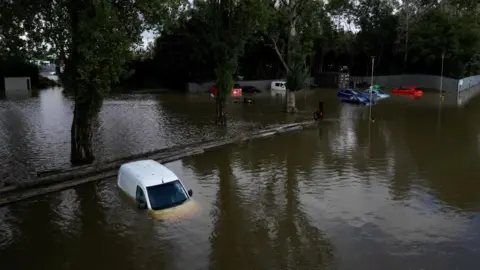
[209,83,242,97]
[392,86,424,96]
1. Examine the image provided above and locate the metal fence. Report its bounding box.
[187,77,314,93]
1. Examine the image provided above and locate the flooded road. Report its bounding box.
[1,88,480,269]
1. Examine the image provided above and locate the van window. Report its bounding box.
[275,83,280,87]
[146,180,189,210]
[136,186,146,204]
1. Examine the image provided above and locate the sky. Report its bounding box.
[141,31,156,48]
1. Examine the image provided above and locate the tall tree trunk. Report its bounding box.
[319,48,325,72]
[70,98,96,165]
[285,7,298,114]
[214,62,233,125]
[285,90,297,113]
[68,0,100,165]
[403,0,409,73]
[215,94,227,125]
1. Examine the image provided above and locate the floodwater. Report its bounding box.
[1,88,480,269]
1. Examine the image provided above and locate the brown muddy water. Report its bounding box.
[1,88,480,270]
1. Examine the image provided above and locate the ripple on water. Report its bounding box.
[51,189,81,237]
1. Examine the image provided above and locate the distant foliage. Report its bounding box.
[120,0,480,89]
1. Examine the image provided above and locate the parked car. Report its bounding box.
[241,85,261,93]
[117,160,193,211]
[360,85,390,100]
[209,83,242,97]
[361,88,390,100]
[270,81,286,91]
[392,86,424,96]
[337,88,373,105]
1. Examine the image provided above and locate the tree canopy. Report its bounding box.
[137,0,480,85]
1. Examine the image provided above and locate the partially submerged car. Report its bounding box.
[209,83,242,97]
[392,86,424,96]
[337,88,374,105]
[361,85,390,100]
[241,85,261,93]
[118,160,193,211]
[270,81,286,91]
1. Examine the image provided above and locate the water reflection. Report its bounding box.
[0,88,299,180]
[208,144,333,269]
[4,88,32,100]
[0,97,40,180]
[270,89,286,98]
[51,189,81,236]
[0,207,18,249]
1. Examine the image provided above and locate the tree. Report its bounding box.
[197,0,268,124]
[266,0,323,113]
[5,0,188,165]
[152,7,216,88]
[353,0,398,73]
[0,0,47,59]
[406,5,480,77]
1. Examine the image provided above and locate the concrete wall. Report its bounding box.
[187,78,314,93]
[4,77,31,91]
[187,79,278,93]
[457,83,480,106]
[458,75,480,92]
[351,74,459,92]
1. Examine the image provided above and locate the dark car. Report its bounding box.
[241,85,261,93]
[337,88,372,105]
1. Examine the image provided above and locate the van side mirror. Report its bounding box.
[188,189,193,197]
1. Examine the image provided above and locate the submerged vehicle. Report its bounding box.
[270,81,286,91]
[392,86,424,96]
[117,160,193,211]
[337,88,374,105]
[361,85,390,100]
[241,85,261,93]
[209,83,242,97]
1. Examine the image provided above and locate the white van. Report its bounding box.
[117,160,193,211]
[270,81,287,91]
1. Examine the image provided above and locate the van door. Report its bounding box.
[136,186,148,209]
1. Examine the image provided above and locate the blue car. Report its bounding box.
[360,88,390,100]
[337,88,373,105]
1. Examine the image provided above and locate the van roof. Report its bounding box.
[271,81,286,84]
[119,160,179,187]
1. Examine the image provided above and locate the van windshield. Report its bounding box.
[146,180,189,210]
